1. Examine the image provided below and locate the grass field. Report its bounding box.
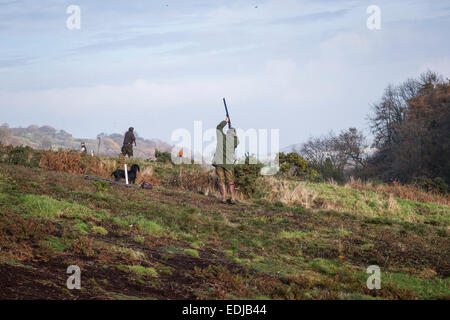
[0,162,449,300]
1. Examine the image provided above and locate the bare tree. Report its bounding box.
[368,71,443,150]
[300,132,348,171]
[334,128,368,169]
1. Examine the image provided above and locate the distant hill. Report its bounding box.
[0,123,172,159]
[281,143,302,153]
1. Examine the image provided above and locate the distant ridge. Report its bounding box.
[0,123,172,159]
[281,143,303,153]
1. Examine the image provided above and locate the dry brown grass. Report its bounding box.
[0,213,57,262]
[260,176,318,207]
[345,177,449,206]
[258,176,449,224]
[163,167,211,192]
[136,166,162,186]
[39,150,116,177]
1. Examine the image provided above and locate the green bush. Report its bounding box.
[412,176,448,194]
[234,154,264,198]
[278,152,320,181]
[0,145,41,168]
[155,149,173,164]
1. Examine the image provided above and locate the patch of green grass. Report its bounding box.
[329,228,352,236]
[43,236,67,252]
[136,218,164,235]
[183,248,200,258]
[397,199,449,226]
[304,182,450,224]
[384,271,450,299]
[309,258,340,276]
[224,249,234,257]
[18,194,93,220]
[72,190,111,202]
[92,180,109,192]
[91,225,108,236]
[74,220,90,235]
[190,241,204,249]
[110,215,165,236]
[279,230,314,239]
[117,265,158,278]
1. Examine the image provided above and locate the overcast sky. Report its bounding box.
[0,0,449,148]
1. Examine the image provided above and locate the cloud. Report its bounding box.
[0,61,297,114]
[0,56,34,68]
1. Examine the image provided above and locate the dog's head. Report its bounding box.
[131,164,140,172]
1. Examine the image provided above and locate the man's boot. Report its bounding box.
[229,184,237,204]
[219,184,227,203]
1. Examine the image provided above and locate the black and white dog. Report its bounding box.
[111,164,140,184]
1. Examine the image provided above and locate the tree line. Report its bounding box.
[283,71,449,193]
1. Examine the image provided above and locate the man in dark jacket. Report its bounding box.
[212,117,239,204]
[122,127,136,157]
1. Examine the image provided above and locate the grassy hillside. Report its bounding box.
[0,150,449,299]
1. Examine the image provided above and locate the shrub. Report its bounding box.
[278,152,321,182]
[234,155,264,198]
[70,236,95,256]
[412,176,448,194]
[155,149,173,164]
[0,145,41,167]
[39,150,116,177]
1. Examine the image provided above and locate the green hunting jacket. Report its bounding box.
[212,121,239,170]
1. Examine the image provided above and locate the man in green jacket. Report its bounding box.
[212,116,239,204]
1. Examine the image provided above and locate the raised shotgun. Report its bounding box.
[223,98,231,129]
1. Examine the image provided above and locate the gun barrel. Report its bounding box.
[223,98,231,128]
